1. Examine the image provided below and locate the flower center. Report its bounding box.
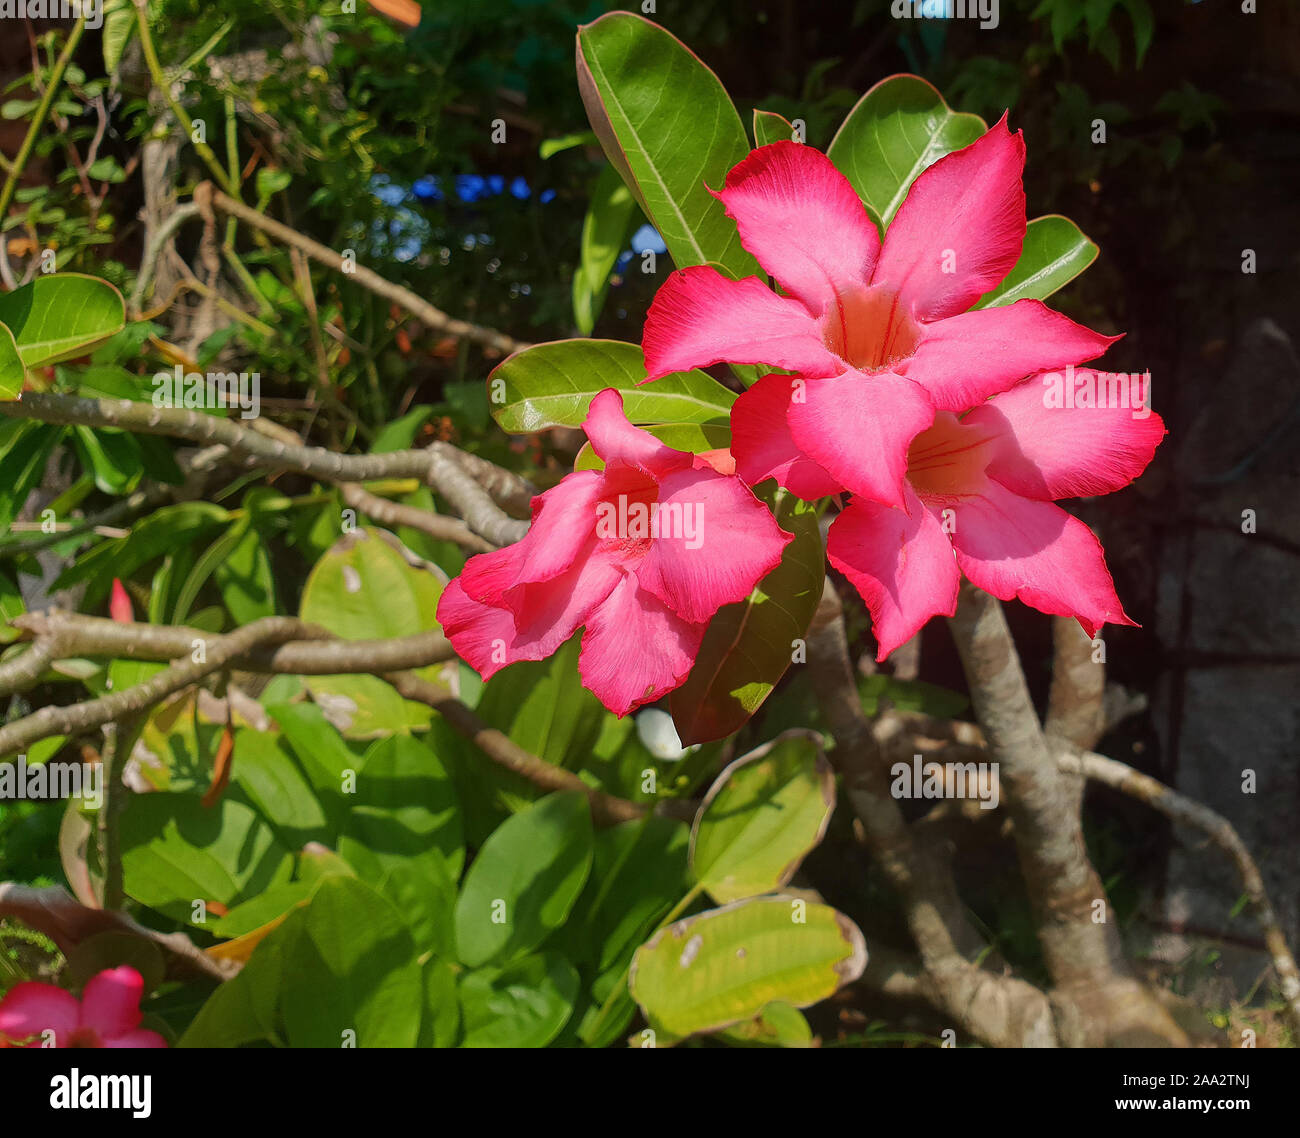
[594,463,659,561]
[823,284,922,372]
[905,412,999,498]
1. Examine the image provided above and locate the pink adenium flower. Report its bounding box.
[0,966,167,1048]
[826,372,1166,659]
[437,389,791,716]
[642,124,1118,510]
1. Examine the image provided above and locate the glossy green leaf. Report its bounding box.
[119,792,294,925]
[417,957,461,1047]
[490,338,734,434]
[454,791,593,968]
[827,74,986,228]
[573,164,640,335]
[0,274,126,368]
[714,1000,814,1047]
[753,109,797,146]
[973,215,1099,308]
[629,896,867,1040]
[690,731,835,904]
[458,952,579,1048]
[298,527,446,738]
[0,321,23,398]
[281,876,422,1048]
[213,523,277,622]
[229,727,330,845]
[576,12,759,279]
[339,734,464,885]
[670,490,824,745]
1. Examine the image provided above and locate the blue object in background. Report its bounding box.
[411,175,442,201]
[630,223,667,256]
[509,176,531,200]
[487,175,506,195]
[455,174,487,202]
[539,188,557,204]
[370,173,407,206]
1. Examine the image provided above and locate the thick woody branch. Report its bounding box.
[338,482,493,554]
[806,581,1058,1047]
[0,393,529,547]
[1044,615,1106,752]
[1,612,664,830]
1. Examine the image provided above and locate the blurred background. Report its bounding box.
[1,0,1297,1039]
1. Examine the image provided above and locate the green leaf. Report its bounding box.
[973,215,1099,308]
[71,425,143,495]
[454,791,593,968]
[458,952,579,1048]
[102,0,136,78]
[490,338,734,434]
[281,876,422,1048]
[338,734,464,885]
[690,731,835,904]
[555,815,690,974]
[0,321,23,399]
[229,728,331,846]
[573,164,640,335]
[213,523,277,622]
[379,858,458,960]
[714,1000,814,1047]
[119,792,294,925]
[298,527,446,738]
[670,490,824,745]
[0,274,126,368]
[0,422,63,531]
[753,109,797,147]
[576,12,759,280]
[629,896,867,1040]
[417,957,460,1047]
[0,568,24,643]
[827,74,986,228]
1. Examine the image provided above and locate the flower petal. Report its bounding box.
[872,116,1026,323]
[578,573,706,716]
[709,141,880,315]
[965,370,1166,500]
[902,300,1120,412]
[81,966,146,1039]
[944,481,1136,635]
[786,370,935,510]
[731,373,843,499]
[435,577,523,681]
[642,266,842,381]
[828,488,961,661]
[0,982,80,1047]
[498,470,605,588]
[582,388,690,476]
[635,467,792,623]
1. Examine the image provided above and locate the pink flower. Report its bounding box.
[109,578,132,623]
[642,124,1118,510]
[825,372,1166,659]
[437,389,792,716]
[0,966,167,1048]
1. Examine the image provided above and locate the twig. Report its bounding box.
[337,482,493,553]
[196,183,530,357]
[0,393,529,546]
[0,18,87,225]
[1060,749,1300,1037]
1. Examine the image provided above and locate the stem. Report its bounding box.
[0,18,87,225]
[132,1,237,196]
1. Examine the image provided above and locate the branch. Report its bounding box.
[1044,615,1106,752]
[1,611,668,829]
[0,393,529,547]
[337,482,493,553]
[806,581,1058,1048]
[1060,749,1300,1038]
[196,183,531,357]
